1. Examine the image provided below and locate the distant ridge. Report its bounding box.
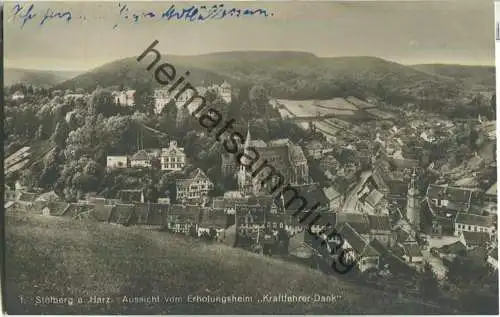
[5,68,82,87]
[55,51,492,103]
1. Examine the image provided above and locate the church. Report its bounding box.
[222,125,310,196]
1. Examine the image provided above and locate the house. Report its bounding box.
[35,191,61,202]
[130,150,151,168]
[165,204,201,234]
[107,155,129,169]
[109,204,136,226]
[401,242,423,263]
[454,212,495,236]
[113,90,135,106]
[304,140,334,159]
[12,90,25,100]
[335,222,380,273]
[426,185,476,214]
[356,188,388,215]
[459,231,491,249]
[154,88,173,114]
[366,214,392,246]
[160,141,186,171]
[218,81,232,103]
[323,186,343,210]
[487,247,498,270]
[176,168,214,203]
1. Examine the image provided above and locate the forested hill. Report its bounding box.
[410,64,495,88]
[57,51,486,103]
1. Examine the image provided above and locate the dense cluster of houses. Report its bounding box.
[6,84,498,278]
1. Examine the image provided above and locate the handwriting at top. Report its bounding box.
[10,2,274,29]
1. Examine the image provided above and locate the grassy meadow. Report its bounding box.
[5,211,450,314]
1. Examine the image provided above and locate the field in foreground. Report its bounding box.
[5,212,450,314]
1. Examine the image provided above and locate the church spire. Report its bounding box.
[244,121,251,149]
[408,168,418,196]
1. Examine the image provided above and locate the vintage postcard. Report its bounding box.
[3,0,498,314]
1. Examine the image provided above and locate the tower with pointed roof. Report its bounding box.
[238,123,254,196]
[406,169,420,231]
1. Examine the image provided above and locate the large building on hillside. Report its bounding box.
[222,126,309,196]
[113,90,135,106]
[160,141,186,171]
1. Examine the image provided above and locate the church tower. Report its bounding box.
[406,170,420,231]
[238,123,253,196]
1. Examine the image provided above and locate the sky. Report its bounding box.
[4,0,496,71]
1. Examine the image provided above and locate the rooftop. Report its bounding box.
[455,212,494,227]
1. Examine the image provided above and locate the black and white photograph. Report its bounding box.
[3,0,499,314]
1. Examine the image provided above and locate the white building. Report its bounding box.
[106,156,129,169]
[160,141,186,171]
[218,81,232,103]
[454,212,495,236]
[12,91,25,100]
[154,88,173,114]
[113,90,135,106]
[130,150,151,168]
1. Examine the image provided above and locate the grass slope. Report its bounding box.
[5,212,448,314]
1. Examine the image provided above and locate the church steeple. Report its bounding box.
[244,121,251,150]
[238,121,253,196]
[406,169,420,231]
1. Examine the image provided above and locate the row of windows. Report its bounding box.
[457,224,490,232]
[163,157,185,163]
[163,164,183,169]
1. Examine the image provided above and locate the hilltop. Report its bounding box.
[56,51,482,104]
[410,64,495,88]
[5,68,81,88]
[5,212,450,314]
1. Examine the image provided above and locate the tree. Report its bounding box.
[418,262,439,299]
[249,85,270,116]
[89,89,117,117]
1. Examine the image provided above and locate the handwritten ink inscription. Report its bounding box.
[10,2,274,29]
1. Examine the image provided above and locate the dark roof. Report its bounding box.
[437,241,466,254]
[402,242,422,258]
[18,192,38,202]
[489,247,498,261]
[336,223,366,254]
[199,208,227,228]
[368,238,390,256]
[131,150,149,161]
[427,185,473,205]
[166,204,201,223]
[119,190,143,203]
[390,157,419,169]
[90,204,115,222]
[45,202,70,216]
[281,184,329,211]
[455,212,494,227]
[367,215,391,231]
[62,203,90,218]
[335,213,370,234]
[462,231,491,246]
[109,204,135,226]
